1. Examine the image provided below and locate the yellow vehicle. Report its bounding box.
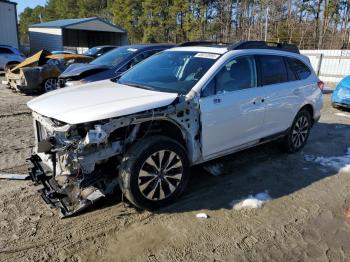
[5,50,93,93]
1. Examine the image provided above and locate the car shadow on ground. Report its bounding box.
[72,121,350,217]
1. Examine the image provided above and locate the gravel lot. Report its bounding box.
[1,76,350,262]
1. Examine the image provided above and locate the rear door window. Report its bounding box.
[258,55,288,85]
[286,58,311,80]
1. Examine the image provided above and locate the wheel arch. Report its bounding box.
[4,61,20,69]
[298,103,315,124]
[136,119,188,148]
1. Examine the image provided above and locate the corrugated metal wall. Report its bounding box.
[62,29,125,48]
[0,1,18,48]
[301,50,350,84]
[28,28,63,53]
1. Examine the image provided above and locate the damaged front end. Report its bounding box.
[28,98,201,217]
[28,112,137,217]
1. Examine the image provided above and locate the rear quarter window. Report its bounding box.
[286,57,311,80]
[258,55,288,85]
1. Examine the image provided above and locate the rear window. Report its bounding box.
[258,55,287,85]
[0,47,14,54]
[286,58,311,80]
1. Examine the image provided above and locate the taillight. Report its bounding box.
[317,80,324,90]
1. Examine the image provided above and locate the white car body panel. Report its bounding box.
[195,49,323,159]
[261,80,320,136]
[200,87,266,157]
[27,80,177,124]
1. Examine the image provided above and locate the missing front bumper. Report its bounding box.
[28,154,98,218]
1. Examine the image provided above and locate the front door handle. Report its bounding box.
[253,97,265,105]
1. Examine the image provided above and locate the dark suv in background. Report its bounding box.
[83,45,117,58]
[58,44,174,88]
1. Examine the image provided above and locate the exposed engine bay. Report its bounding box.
[29,97,201,217]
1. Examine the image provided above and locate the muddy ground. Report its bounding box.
[0,76,350,262]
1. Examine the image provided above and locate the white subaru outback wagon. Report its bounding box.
[27,41,323,216]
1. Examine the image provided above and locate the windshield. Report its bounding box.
[118,51,219,94]
[84,47,101,56]
[90,46,138,67]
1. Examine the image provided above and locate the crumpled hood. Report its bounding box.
[60,63,110,79]
[11,50,51,72]
[27,80,178,124]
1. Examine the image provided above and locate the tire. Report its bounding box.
[282,109,312,153]
[41,78,58,93]
[119,135,190,210]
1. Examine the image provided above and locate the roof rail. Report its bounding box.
[177,41,228,47]
[228,41,300,54]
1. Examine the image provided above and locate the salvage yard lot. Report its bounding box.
[0,75,350,262]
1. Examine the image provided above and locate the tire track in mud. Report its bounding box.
[0,186,155,262]
[0,111,31,118]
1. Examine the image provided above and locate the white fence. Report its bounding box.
[301,49,350,84]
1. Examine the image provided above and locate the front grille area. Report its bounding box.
[36,121,48,142]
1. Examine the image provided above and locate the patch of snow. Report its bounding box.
[304,154,315,161]
[304,148,350,173]
[231,191,272,210]
[203,163,224,176]
[335,125,346,129]
[196,213,208,219]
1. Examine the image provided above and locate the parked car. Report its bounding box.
[0,45,25,71]
[5,50,93,93]
[51,50,76,55]
[332,75,350,109]
[27,41,323,217]
[83,45,118,58]
[58,44,174,88]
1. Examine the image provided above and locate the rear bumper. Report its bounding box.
[6,71,41,92]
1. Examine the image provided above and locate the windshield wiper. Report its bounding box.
[121,82,155,91]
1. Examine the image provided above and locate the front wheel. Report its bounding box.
[42,78,58,92]
[119,136,190,210]
[283,109,312,153]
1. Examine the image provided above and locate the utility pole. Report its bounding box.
[264,7,269,42]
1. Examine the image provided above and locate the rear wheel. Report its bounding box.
[42,78,58,92]
[119,136,190,210]
[283,109,312,153]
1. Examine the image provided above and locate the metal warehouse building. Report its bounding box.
[29,17,128,53]
[0,0,19,48]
